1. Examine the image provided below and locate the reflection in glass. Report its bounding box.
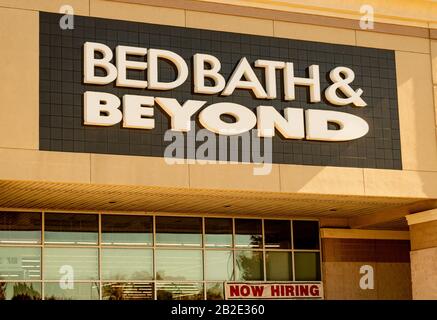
[156,282,203,300]
[294,252,321,281]
[205,218,232,248]
[266,252,293,281]
[206,282,224,300]
[0,247,41,280]
[102,282,153,300]
[205,250,233,281]
[44,213,98,245]
[0,282,41,300]
[101,215,153,246]
[101,248,153,280]
[293,220,320,249]
[235,219,262,248]
[44,248,98,280]
[264,220,291,249]
[156,250,202,281]
[0,212,41,244]
[156,217,202,247]
[44,282,99,300]
[235,251,263,281]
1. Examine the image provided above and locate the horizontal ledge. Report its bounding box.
[320,228,410,240]
[406,209,437,225]
[112,0,431,39]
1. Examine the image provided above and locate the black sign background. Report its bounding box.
[39,12,402,169]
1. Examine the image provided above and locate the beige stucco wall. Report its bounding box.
[410,247,437,299]
[431,41,437,169]
[407,213,437,300]
[323,262,412,300]
[197,0,436,28]
[322,237,412,300]
[0,0,437,199]
[0,7,38,150]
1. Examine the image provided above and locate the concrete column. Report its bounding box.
[406,209,437,299]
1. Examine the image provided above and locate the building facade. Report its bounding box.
[0,0,437,300]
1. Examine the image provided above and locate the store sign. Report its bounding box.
[83,42,369,142]
[39,13,402,169]
[225,282,323,299]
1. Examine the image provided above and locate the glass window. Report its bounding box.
[156,282,203,300]
[43,248,98,280]
[0,212,41,244]
[205,218,232,248]
[156,249,202,281]
[206,282,224,300]
[44,282,99,300]
[101,215,152,246]
[44,213,98,245]
[0,247,41,280]
[235,219,262,248]
[294,252,321,281]
[102,282,153,300]
[264,220,291,249]
[156,217,202,247]
[101,248,153,280]
[293,220,320,249]
[205,250,233,281]
[0,282,41,300]
[235,250,263,281]
[266,251,293,281]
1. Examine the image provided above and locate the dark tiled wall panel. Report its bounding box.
[39,12,402,169]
